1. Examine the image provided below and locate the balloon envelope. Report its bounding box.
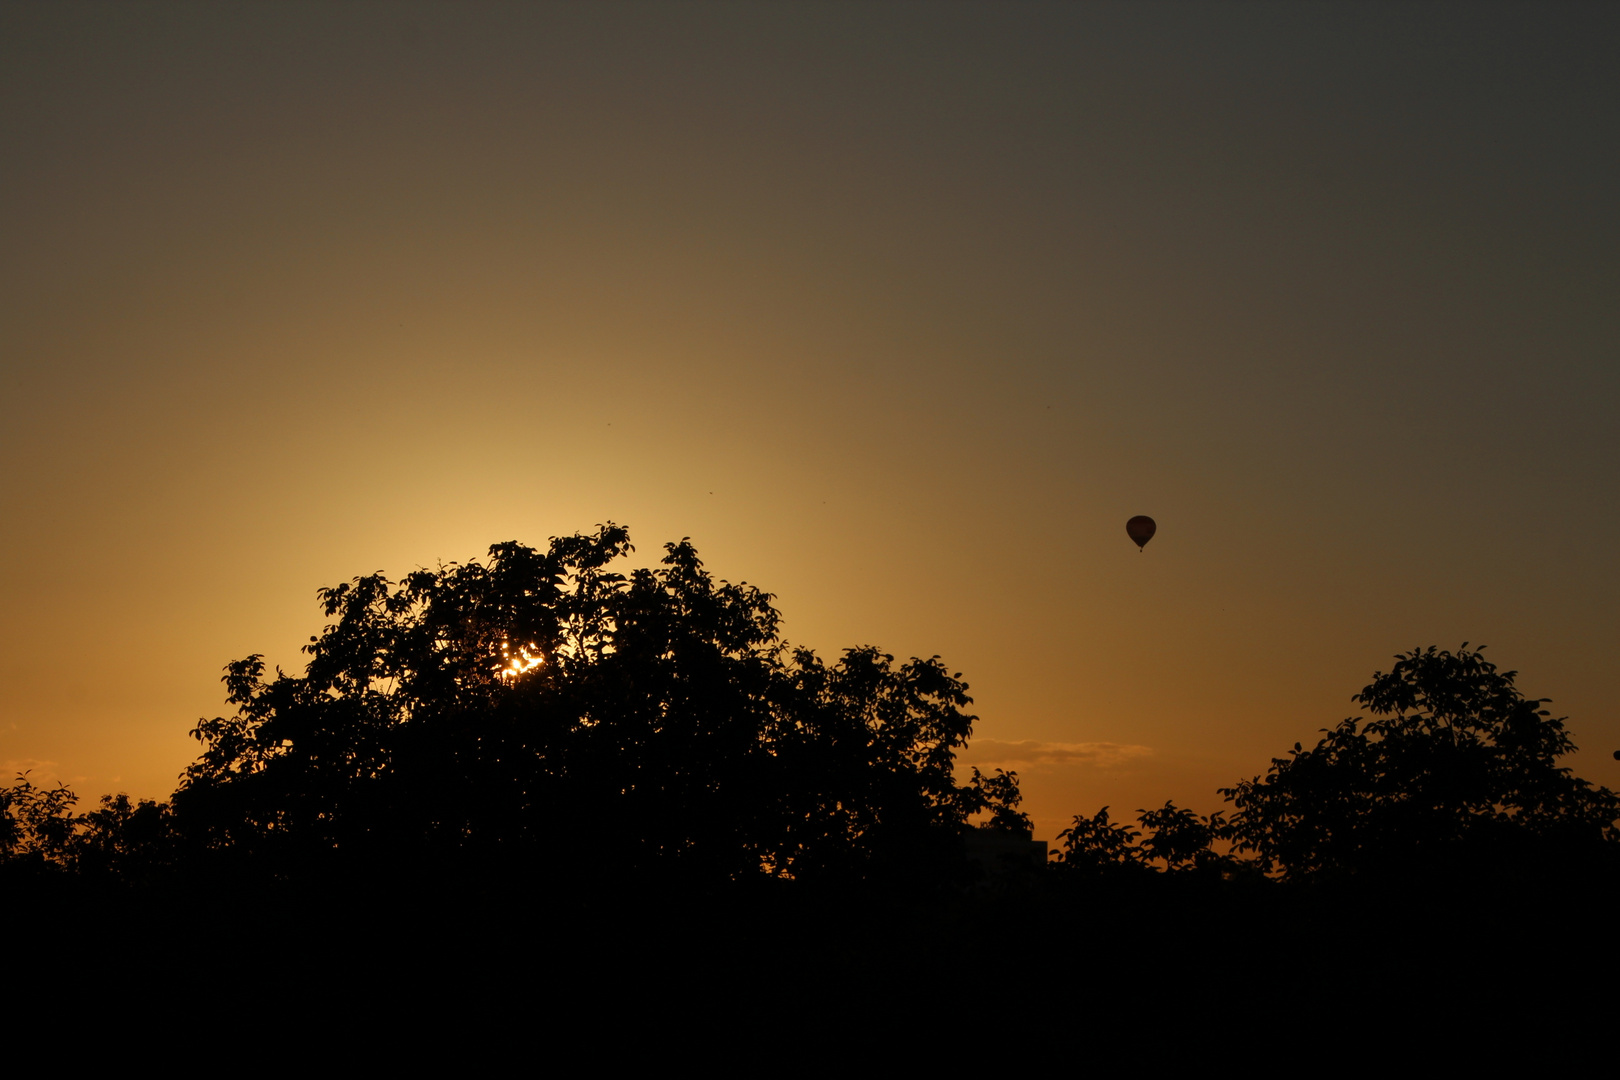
[1126,515,1156,549]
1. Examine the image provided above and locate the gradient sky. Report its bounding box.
[4,2,1617,843]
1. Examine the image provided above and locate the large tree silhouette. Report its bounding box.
[1220,645,1619,881]
[1052,645,1619,884]
[171,525,1025,887]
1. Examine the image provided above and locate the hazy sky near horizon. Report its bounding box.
[4,2,1617,841]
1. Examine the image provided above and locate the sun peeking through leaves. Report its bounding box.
[498,641,544,680]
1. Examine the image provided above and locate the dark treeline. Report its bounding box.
[6,526,1028,893]
[8,527,1618,1010]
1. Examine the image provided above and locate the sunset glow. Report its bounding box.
[3,3,1616,848]
[499,643,544,680]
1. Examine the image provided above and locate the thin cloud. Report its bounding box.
[961,740,1154,769]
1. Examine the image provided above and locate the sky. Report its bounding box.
[3,1,1617,843]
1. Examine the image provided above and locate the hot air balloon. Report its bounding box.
[1126,515,1156,551]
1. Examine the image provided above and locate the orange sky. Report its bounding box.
[4,2,1618,844]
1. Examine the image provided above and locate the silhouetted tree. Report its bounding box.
[1052,801,1232,878]
[170,525,1026,888]
[1220,645,1620,881]
[71,794,174,882]
[0,773,78,873]
[1051,806,1148,877]
[1053,646,1619,888]
[1,772,175,885]
[961,766,1030,834]
[1136,801,1230,874]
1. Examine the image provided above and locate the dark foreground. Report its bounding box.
[12,856,1615,1045]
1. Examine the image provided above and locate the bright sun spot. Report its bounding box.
[499,641,544,680]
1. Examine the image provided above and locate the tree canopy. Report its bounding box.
[168,525,1026,887]
[1052,644,1620,884]
[1219,644,1620,880]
